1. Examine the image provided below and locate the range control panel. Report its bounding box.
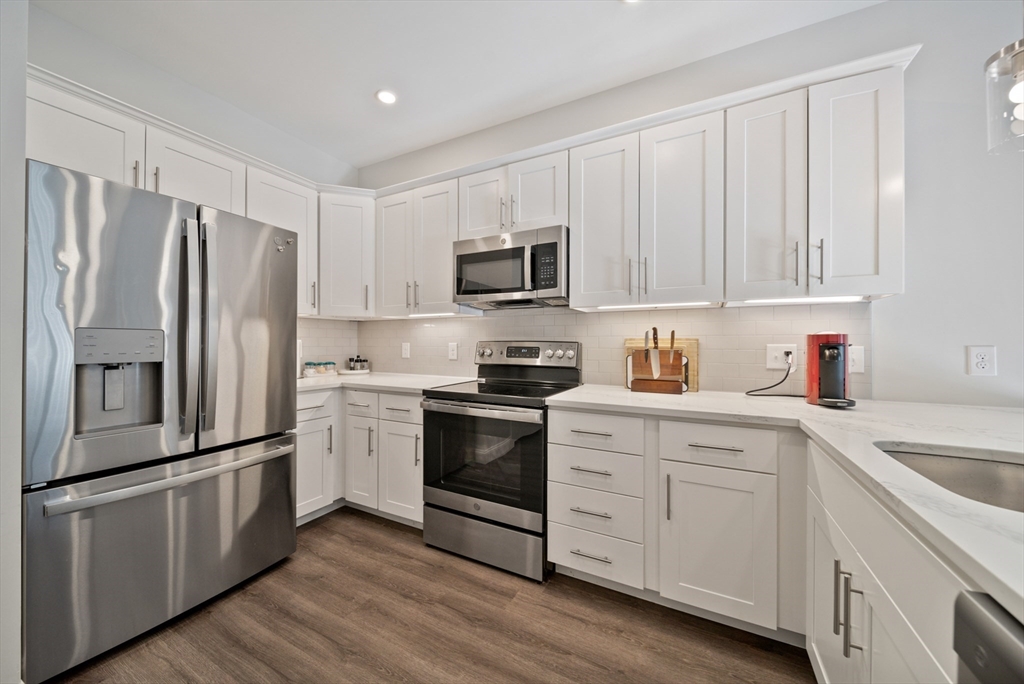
[475,340,581,368]
[75,328,164,365]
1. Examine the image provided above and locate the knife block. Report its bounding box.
[624,337,699,394]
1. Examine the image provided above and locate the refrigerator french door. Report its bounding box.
[22,161,298,684]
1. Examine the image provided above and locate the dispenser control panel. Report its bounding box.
[75,328,164,364]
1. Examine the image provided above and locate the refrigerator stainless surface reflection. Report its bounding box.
[22,161,298,684]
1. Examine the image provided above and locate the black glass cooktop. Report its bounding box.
[423,380,575,408]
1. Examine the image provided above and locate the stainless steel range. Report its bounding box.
[421,341,582,581]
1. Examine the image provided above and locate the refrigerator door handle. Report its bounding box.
[181,219,201,436]
[202,222,220,431]
[43,444,294,517]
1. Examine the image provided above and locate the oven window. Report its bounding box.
[455,247,526,295]
[423,410,544,514]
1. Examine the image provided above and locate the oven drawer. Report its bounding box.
[548,522,644,589]
[548,444,643,497]
[548,481,643,543]
[660,421,778,474]
[345,389,378,418]
[379,393,422,424]
[296,389,334,423]
[549,410,644,455]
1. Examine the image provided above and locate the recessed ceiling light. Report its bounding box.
[375,90,397,105]
[622,0,640,3]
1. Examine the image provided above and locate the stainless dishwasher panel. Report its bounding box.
[954,591,1024,684]
[22,434,296,684]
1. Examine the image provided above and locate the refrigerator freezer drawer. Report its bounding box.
[22,434,296,684]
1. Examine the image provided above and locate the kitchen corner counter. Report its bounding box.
[297,372,473,395]
[548,385,1024,622]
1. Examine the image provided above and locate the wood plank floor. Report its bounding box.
[56,508,814,684]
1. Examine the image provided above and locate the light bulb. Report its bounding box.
[1014,103,1024,120]
[375,90,397,104]
[1010,80,1024,104]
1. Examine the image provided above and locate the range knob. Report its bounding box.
[477,348,486,357]
[545,349,554,359]
[555,349,565,359]
[566,349,576,360]
[483,348,493,357]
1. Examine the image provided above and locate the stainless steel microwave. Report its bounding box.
[453,225,568,309]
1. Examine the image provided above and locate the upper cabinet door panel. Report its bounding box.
[809,67,904,297]
[26,80,145,187]
[569,133,641,309]
[145,127,246,214]
[507,151,568,232]
[376,192,414,317]
[414,179,459,315]
[320,192,375,318]
[725,89,808,301]
[458,167,507,240]
[246,167,319,315]
[640,111,725,304]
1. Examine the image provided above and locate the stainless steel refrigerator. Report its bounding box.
[22,160,299,683]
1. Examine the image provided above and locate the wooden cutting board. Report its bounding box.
[624,337,699,393]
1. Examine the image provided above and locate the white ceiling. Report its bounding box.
[33,0,882,169]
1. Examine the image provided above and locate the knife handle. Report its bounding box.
[652,327,658,349]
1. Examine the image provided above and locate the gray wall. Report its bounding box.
[358,1,1024,408]
[1,2,27,680]
[28,4,358,186]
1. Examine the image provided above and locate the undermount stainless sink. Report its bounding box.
[878,443,1024,513]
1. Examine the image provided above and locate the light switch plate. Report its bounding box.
[401,342,411,359]
[448,342,458,360]
[767,344,798,370]
[849,346,865,374]
[967,346,996,376]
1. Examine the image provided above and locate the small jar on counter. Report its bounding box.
[303,362,318,378]
[324,361,336,374]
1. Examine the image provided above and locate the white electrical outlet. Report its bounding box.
[849,346,865,374]
[448,342,458,360]
[967,346,997,376]
[401,342,411,359]
[767,344,798,370]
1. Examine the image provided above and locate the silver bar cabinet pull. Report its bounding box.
[570,549,612,564]
[297,403,326,411]
[365,284,369,310]
[570,465,612,477]
[414,281,419,308]
[500,197,506,230]
[842,574,864,657]
[406,282,410,308]
[385,407,411,412]
[368,427,374,456]
[571,429,613,438]
[644,256,649,294]
[414,433,420,466]
[348,402,370,408]
[666,473,671,520]
[154,165,160,192]
[795,240,800,286]
[819,238,825,284]
[311,282,316,308]
[688,442,744,453]
[133,160,139,187]
[570,506,612,520]
[628,258,633,296]
[510,194,516,230]
[834,559,852,635]
[327,425,333,454]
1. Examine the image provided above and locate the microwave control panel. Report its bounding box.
[534,242,559,290]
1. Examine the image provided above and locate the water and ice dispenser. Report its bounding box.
[74,328,164,437]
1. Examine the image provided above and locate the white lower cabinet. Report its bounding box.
[659,460,778,629]
[548,522,644,589]
[377,420,424,523]
[295,416,334,518]
[345,414,378,509]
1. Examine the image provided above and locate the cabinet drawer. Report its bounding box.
[345,390,378,418]
[378,393,422,424]
[549,411,644,455]
[660,421,777,474]
[296,390,334,423]
[548,522,644,589]
[548,444,643,497]
[548,482,643,543]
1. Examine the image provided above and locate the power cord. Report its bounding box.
[746,350,804,398]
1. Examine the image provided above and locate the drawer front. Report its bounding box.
[549,410,644,455]
[548,481,643,543]
[548,521,644,589]
[548,444,644,497]
[345,389,378,418]
[378,393,423,424]
[296,389,334,423]
[660,421,778,474]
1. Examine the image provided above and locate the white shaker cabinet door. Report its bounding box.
[246,167,319,316]
[413,179,459,315]
[809,67,904,297]
[376,191,415,317]
[295,416,334,518]
[659,460,778,629]
[377,420,424,523]
[458,167,507,240]
[145,127,246,213]
[569,133,641,309]
[320,192,375,318]
[507,151,568,232]
[345,415,378,509]
[640,111,725,305]
[26,80,146,187]
[725,90,808,301]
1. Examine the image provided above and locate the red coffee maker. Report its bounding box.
[806,333,856,408]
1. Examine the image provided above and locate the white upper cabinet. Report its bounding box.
[640,112,725,305]
[507,151,569,232]
[569,133,641,309]
[413,179,460,315]
[809,67,905,297]
[319,191,375,318]
[376,191,415,317]
[26,80,145,187]
[246,167,319,315]
[458,167,507,239]
[145,127,246,213]
[725,89,808,301]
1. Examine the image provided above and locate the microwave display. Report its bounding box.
[455,247,526,296]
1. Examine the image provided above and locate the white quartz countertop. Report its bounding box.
[548,385,1024,621]
[297,372,473,395]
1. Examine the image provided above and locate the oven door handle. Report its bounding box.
[420,399,543,424]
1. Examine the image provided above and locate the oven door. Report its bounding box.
[421,399,545,532]
[453,231,535,305]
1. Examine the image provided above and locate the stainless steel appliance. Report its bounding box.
[22,161,298,684]
[954,591,1024,683]
[421,341,582,580]
[453,225,568,309]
